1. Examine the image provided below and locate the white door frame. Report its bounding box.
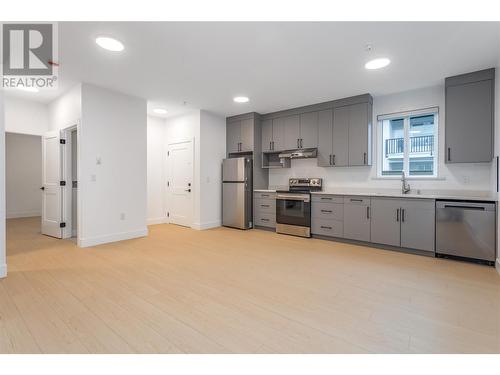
[166,138,194,227]
[61,121,81,241]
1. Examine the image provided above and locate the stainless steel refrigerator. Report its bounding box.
[222,157,253,229]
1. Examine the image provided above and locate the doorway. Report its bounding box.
[166,140,194,227]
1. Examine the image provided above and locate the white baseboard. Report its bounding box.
[6,211,41,219]
[78,228,149,248]
[0,263,7,278]
[496,258,500,276]
[147,217,169,225]
[191,220,221,230]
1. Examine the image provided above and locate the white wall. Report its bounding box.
[5,133,42,218]
[269,85,492,194]
[4,97,49,136]
[48,84,82,131]
[147,115,167,224]
[198,110,226,229]
[0,89,6,278]
[79,83,148,247]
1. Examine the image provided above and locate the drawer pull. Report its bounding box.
[320,225,332,230]
[350,198,363,202]
[261,218,270,222]
[321,209,332,213]
[261,204,270,208]
[320,197,332,200]
[261,194,269,197]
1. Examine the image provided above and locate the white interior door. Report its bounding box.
[167,140,193,227]
[41,131,63,238]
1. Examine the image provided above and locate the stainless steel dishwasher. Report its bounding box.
[436,200,496,265]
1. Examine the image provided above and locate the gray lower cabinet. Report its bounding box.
[343,196,371,242]
[370,197,435,252]
[311,195,344,237]
[254,192,276,228]
[370,198,401,247]
[445,68,494,163]
[400,199,435,252]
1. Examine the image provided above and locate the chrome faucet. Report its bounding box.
[401,171,411,194]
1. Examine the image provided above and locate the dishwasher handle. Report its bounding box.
[436,201,495,211]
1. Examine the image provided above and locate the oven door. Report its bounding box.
[276,194,311,227]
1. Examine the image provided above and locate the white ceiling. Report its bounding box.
[5,22,500,118]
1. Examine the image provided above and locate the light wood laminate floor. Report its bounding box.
[1,217,500,353]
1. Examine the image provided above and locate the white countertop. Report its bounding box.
[254,188,497,201]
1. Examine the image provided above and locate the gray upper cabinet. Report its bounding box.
[261,119,273,152]
[226,119,253,153]
[445,69,494,163]
[284,115,301,150]
[317,110,333,167]
[400,199,435,252]
[272,117,286,151]
[370,198,401,247]
[343,196,371,242]
[226,120,241,154]
[240,118,254,152]
[299,112,318,149]
[332,106,349,167]
[348,102,371,166]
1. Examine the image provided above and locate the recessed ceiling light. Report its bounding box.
[18,87,39,93]
[96,36,124,52]
[153,108,167,115]
[365,58,391,70]
[233,96,249,103]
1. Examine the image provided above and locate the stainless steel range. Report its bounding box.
[276,178,322,238]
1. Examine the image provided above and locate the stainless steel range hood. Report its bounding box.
[278,148,317,159]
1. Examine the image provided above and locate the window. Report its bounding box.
[378,108,438,178]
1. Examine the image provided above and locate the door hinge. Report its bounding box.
[60,222,66,228]
[60,139,66,144]
[60,181,66,186]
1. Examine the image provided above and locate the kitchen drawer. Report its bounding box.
[312,202,343,221]
[254,191,276,200]
[254,213,276,228]
[312,218,343,237]
[312,194,344,204]
[254,199,276,215]
[344,196,371,205]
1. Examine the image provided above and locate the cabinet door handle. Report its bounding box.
[332,154,335,165]
[320,226,332,230]
[261,218,270,222]
[261,194,269,198]
[261,204,270,208]
[366,206,370,219]
[401,209,405,222]
[300,139,303,148]
[321,197,332,201]
[447,147,451,161]
[396,208,400,222]
[363,152,367,165]
[321,209,332,213]
[329,154,332,165]
[272,141,275,150]
[350,198,363,202]
[269,141,272,151]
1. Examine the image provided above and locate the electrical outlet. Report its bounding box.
[120,213,126,220]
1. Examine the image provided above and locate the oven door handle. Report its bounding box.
[276,194,310,202]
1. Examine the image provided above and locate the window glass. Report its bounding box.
[409,115,435,176]
[381,118,404,176]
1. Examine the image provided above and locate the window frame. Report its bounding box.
[376,107,439,179]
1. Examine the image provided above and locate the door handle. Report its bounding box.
[329,154,332,165]
[332,154,335,165]
[40,186,45,190]
[272,141,275,150]
[185,189,191,192]
[297,139,300,148]
[401,208,405,222]
[366,206,370,219]
[270,141,272,151]
[363,152,367,165]
[300,139,303,148]
[447,147,451,161]
[396,208,399,222]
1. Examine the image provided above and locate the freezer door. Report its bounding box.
[223,157,246,182]
[223,182,248,229]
